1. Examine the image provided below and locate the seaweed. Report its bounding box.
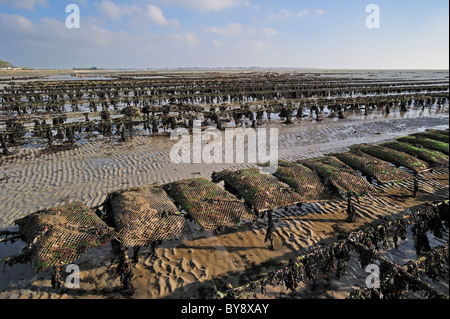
[2,203,114,273]
[220,201,449,300]
[164,178,255,230]
[212,168,304,213]
[396,136,449,155]
[411,131,449,144]
[103,185,190,248]
[301,156,377,196]
[334,151,412,184]
[426,129,449,136]
[273,161,340,202]
[381,142,449,167]
[350,143,430,173]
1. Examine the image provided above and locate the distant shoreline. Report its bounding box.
[1,68,449,78]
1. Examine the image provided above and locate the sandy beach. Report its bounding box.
[0,109,448,299]
[1,0,449,306]
[0,69,448,300]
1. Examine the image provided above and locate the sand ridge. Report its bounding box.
[0,114,448,227]
[0,173,447,299]
[0,107,448,299]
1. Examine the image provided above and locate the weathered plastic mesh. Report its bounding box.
[396,136,449,155]
[426,129,449,136]
[164,178,255,230]
[404,135,450,153]
[14,203,113,273]
[350,143,430,173]
[273,161,340,202]
[334,151,412,184]
[213,168,304,213]
[411,131,449,144]
[105,185,189,247]
[381,142,449,168]
[301,156,377,196]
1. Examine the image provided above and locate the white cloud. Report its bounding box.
[0,13,114,45]
[250,40,265,51]
[158,0,249,12]
[67,0,89,7]
[99,0,129,19]
[266,8,324,22]
[315,9,325,16]
[0,0,47,10]
[260,26,278,38]
[0,13,34,32]
[97,1,179,27]
[204,23,244,37]
[146,4,179,26]
[168,31,200,46]
[204,23,277,38]
[211,39,223,48]
[97,0,140,20]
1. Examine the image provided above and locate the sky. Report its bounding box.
[0,0,448,69]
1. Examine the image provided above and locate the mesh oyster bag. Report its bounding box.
[350,143,430,173]
[396,136,449,156]
[164,178,255,230]
[14,202,114,273]
[333,151,412,184]
[380,142,449,168]
[273,161,340,202]
[212,168,304,213]
[301,156,377,196]
[104,185,190,247]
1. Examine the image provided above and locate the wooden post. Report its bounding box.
[265,210,275,250]
[46,125,54,148]
[0,133,11,156]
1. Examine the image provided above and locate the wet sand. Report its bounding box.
[0,111,447,225]
[0,108,448,299]
[0,171,447,299]
[0,69,448,299]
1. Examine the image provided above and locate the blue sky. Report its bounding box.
[0,0,448,69]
